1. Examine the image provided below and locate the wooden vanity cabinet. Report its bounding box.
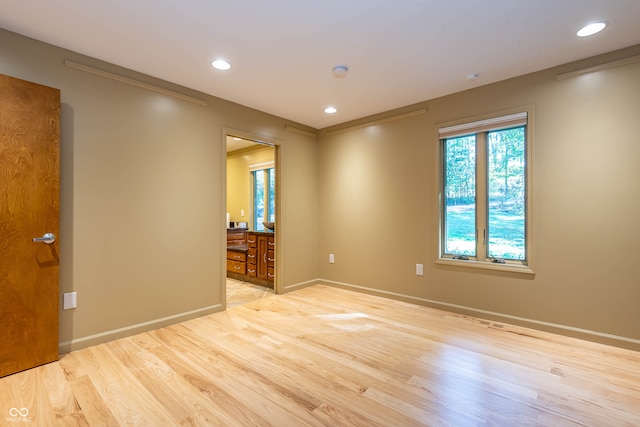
[246,231,274,285]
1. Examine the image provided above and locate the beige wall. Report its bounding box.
[317,45,640,350]
[3,26,639,352]
[0,28,320,351]
[227,145,276,228]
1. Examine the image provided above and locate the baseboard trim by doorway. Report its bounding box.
[58,303,222,354]
[282,278,323,293]
[317,278,640,351]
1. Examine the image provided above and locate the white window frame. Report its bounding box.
[435,107,535,275]
[250,161,275,231]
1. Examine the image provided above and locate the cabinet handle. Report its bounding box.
[268,257,275,262]
[268,241,275,246]
[248,268,255,273]
[248,254,255,259]
[268,273,275,278]
[264,253,267,263]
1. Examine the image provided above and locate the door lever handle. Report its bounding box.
[32,233,56,244]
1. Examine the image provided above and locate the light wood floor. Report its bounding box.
[1,285,639,426]
[226,278,274,308]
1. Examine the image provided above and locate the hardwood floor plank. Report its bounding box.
[66,375,119,426]
[203,325,418,426]
[57,352,119,426]
[311,402,382,427]
[5,366,57,426]
[107,336,223,424]
[1,284,639,426]
[78,344,178,425]
[138,329,273,426]
[215,299,551,426]
[40,362,90,425]
[41,363,77,414]
[151,325,325,426]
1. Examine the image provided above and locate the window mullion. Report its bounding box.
[263,169,268,221]
[475,133,488,261]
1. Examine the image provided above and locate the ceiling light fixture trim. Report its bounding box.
[577,22,607,37]
[211,59,232,70]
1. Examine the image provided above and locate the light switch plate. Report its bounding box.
[416,264,424,276]
[63,292,77,310]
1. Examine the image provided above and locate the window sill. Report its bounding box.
[436,258,535,276]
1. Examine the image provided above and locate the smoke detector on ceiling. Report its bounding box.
[332,66,348,78]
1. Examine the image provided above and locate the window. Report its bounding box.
[438,111,532,272]
[251,163,275,231]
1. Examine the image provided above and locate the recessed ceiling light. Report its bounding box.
[577,22,607,37]
[324,106,337,114]
[211,59,231,70]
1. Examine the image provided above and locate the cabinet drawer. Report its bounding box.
[247,248,257,265]
[226,259,246,274]
[226,251,246,262]
[267,267,275,281]
[227,230,246,245]
[247,235,257,247]
[267,250,275,267]
[246,265,257,277]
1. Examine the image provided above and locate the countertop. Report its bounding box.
[248,230,274,236]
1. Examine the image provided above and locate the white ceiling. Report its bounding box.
[226,136,267,153]
[1,1,639,129]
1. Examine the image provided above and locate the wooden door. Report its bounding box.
[0,74,60,377]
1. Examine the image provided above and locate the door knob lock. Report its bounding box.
[32,233,56,244]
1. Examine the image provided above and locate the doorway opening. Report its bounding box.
[225,133,278,308]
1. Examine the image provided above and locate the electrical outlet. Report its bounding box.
[329,253,335,264]
[416,264,424,276]
[63,292,77,310]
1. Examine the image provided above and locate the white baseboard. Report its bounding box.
[317,279,640,348]
[58,278,640,354]
[58,303,222,353]
[282,278,322,292]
